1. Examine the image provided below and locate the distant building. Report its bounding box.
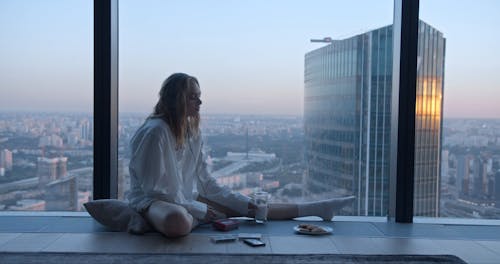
[226,150,276,162]
[0,149,13,171]
[473,156,488,198]
[211,150,276,178]
[39,134,64,148]
[441,150,449,182]
[66,131,80,146]
[45,175,78,211]
[68,167,93,191]
[495,171,500,209]
[487,175,495,199]
[456,154,473,196]
[80,119,92,141]
[37,157,68,188]
[216,174,246,189]
[304,21,445,216]
[78,190,92,211]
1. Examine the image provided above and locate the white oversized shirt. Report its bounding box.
[127,118,250,220]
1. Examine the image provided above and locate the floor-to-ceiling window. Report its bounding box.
[0,0,94,211]
[416,0,500,220]
[118,0,394,217]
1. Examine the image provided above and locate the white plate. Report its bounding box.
[293,225,333,235]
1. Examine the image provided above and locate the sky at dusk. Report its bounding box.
[0,0,499,118]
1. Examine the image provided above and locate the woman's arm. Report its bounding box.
[195,147,252,217]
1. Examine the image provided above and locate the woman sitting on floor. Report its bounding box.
[127,72,355,237]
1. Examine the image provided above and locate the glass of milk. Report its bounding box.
[252,190,270,223]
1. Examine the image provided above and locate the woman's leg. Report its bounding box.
[270,196,356,221]
[198,195,356,221]
[143,200,195,238]
[267,203,299,220]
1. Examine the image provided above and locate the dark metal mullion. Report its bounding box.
[390,0,420,223]
[93,0,119,200]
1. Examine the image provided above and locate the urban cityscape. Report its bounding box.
[1,112,500,219]
[1,21,500,220]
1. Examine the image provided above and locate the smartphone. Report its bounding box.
[238,233,262,240]
[243,238,266,247]
[210,234,238,243]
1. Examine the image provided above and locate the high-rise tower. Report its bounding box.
[304,21,445,216]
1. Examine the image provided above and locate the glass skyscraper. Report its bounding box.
[304,21,445,217]
[414,21,446,217]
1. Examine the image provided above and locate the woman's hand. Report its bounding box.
[204,206,226,222]
[247,202,258,218]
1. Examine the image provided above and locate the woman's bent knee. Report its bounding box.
[162,208,193,237]
[145,201,194,237]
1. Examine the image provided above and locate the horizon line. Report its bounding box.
[0,110,499,120]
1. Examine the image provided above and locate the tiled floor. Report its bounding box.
[0,216,499,264]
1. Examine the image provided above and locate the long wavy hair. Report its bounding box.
[150,73,200,148]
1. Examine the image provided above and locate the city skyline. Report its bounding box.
[1,0,499,118]
[2,111,500,218]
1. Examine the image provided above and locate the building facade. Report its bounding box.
[0,149,13,173]
[36,157,68,188]
[304,21,445,216]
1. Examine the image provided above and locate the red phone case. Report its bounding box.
[212,219,239,231]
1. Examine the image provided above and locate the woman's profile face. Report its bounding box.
[186,82,202,117]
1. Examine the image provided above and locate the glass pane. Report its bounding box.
[0,1,93,211]
[417,1,500,219]
[119,0,394,217]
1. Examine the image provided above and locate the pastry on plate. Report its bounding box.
[298,223,328,234]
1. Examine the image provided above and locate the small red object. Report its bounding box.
[212,219,239,231]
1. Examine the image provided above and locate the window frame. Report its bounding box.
[92,0,419,222]
[93,0,119,199]
[388,0,420,222]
